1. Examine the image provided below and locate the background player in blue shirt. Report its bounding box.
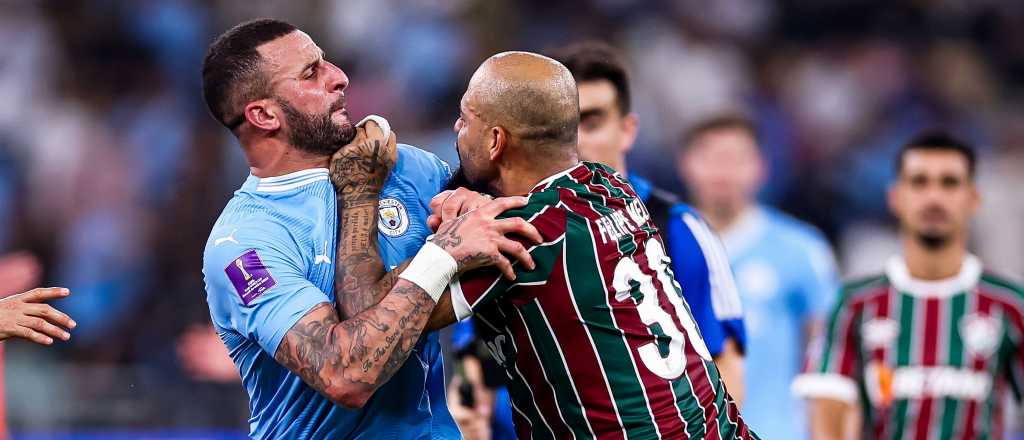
[679,114,840,440]
[200,19,540,439]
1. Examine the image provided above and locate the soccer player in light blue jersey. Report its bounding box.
[679,114,840,440]
[199,19,540,439]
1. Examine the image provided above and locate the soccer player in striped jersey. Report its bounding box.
[792,132,1024,439]
[339,51,758,439]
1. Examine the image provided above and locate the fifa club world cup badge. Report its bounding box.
[225,249,277,306]
[378,198,409,237]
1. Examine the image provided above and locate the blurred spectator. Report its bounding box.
[678,114,840,440]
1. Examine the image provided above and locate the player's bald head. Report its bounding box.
[465,51,579,152]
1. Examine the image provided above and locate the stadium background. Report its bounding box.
[0,0,1022,438]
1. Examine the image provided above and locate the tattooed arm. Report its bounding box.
[330,122,398,319]
[274,278,434,409]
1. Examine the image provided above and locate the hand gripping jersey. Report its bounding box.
[793,254,1024,440]
[202,144,459,440]
[449,162,757,440]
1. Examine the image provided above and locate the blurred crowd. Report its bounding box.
[1,0,1023,434]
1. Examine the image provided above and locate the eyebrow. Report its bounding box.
[580,108,606,118]
[299,50,325,76]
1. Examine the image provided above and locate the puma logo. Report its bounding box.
[214,229,239,247]
[314,240,331,265]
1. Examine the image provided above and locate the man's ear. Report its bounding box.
[489,126,507,161]
[887,181,901,218]
[620,112,639,153]
[243,99,281,132]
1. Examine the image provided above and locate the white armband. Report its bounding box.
[399,241,457,302]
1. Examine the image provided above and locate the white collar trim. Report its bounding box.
[531,163,584,192]
[885,254,982,298]
[256,168,329,192]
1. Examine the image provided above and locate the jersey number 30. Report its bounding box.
[613,238,712,379]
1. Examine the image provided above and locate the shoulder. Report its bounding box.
[835,274,888,305]
[204,214,298,268]
[394,143,451,180]
[760,207,832,253]
[979,271,1024,306]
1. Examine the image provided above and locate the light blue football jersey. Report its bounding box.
[719,206,839,440]
[202,144,460,440]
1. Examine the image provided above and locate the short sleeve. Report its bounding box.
[203,222,329,356]
[793,230,840,320]
[791,289,860,403]
[666,207,746,356]
[450,200,567,320]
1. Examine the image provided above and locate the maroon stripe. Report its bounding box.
[533,255,625,439]
[913,297,941,440]
[507,308,575,438]
[837,299,865,377]
[511,405,533,440]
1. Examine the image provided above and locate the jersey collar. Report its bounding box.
[254,168,330,193]
[530,163,585,193]
[885,253,982,298]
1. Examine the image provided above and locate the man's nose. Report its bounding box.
[326,61,348,93]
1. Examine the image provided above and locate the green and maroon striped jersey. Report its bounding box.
[449,162,756,440]
[792,255,1024,440]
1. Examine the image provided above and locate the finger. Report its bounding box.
[427,214,442,232]
[23,316,70,341]
[361,119,386,141]
[441,189,467,221]
[28,304,76,329]
[496,237,535,271]
[478,196,530,217]
[495,217,543,244]
[16,326,53,345]
[494,255,516,281]
[21,287,70,303]
[430,190,455,214]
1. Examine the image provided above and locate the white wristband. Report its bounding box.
[399,241,457,302]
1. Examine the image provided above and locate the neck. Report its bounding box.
[492,156,578,196]
[701,202,752,233]
[901,232,968,280]
[609,156,627,177]
[244,139,330,178]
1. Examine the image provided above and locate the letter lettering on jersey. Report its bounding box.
[882,367,992,401]
[625,199,650,228]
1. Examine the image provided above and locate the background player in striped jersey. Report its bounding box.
[792,132,1024,439]
[338,50,758,439]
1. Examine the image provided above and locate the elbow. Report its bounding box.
[326,386,373,409]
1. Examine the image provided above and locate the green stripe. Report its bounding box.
[564,217,658,439]
[505,371,557,439]
[891,293,916,440]
[520,301,595,439]
[939,293,966,439]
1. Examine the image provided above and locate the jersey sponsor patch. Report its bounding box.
[959,313,1000,358]
[378,198,409,237]
[224,249,277,306]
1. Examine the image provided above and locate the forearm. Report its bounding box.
[334,196,391,318]
[275,278,436,408]
[809,398,851,440]
[713,337,745,408]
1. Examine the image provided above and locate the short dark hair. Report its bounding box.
[681,113,757,150]
[896,130,977,178]
[551,41,631,114]
[202,19,298,129]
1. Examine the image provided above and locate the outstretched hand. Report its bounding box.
[329,117,398,205]
[0,287,76,346]
[429,196,543,281]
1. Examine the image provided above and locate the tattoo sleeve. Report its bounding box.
[274,278,436,407]
[330,138,397,319]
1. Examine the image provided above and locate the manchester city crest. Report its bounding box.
[378,198,409,237]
